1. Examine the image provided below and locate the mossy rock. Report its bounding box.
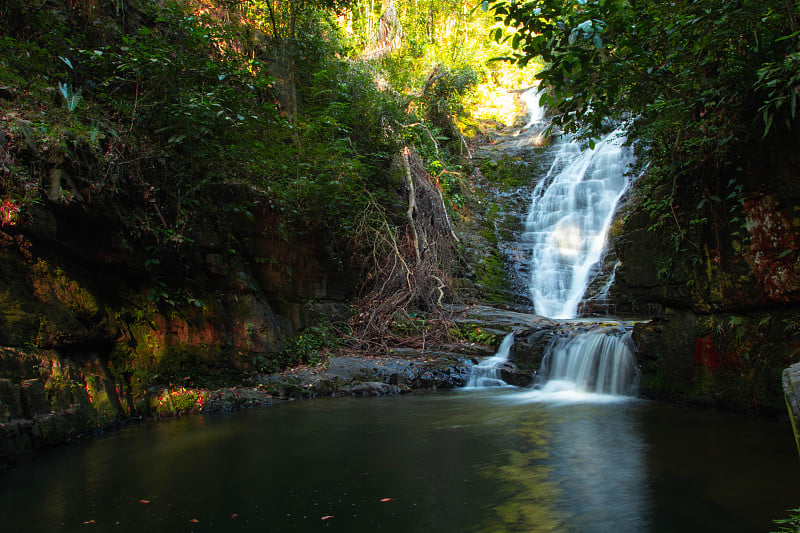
[634,308,800,413]
[0,378,21,419]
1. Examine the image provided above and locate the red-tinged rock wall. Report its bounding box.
[0,192,354,460]
[743,196,800,304]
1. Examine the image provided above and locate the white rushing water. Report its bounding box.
[507,330,639,404]
[524,125,635,319]
[465,333,514,388]
[466,90,639,398]
[515,88,547,147]
[539,332,639,396]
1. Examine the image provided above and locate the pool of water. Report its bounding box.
[1,390,797,532]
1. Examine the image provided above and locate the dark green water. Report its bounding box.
[1,390,797,532]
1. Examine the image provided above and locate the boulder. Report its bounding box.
[0,379,21,419]
[783,362,800,459]
[497,362,533,387]
[341,382,406,396]
[19,379,49,417]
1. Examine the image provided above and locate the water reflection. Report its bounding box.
[473,407,563,533]
[0,391,796,532]
[470,393,647,532]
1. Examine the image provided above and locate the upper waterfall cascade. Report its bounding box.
[521,91,635,319]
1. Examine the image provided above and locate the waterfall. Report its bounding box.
[538,331,639,397]
[466,333,515,388]
[463,90,639,398]
[524,127,635,319]
[515,88,547,147]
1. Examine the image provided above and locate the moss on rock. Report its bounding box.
[634,308,800,413]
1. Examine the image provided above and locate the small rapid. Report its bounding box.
[465,333,515,388]
[526,329,639,403]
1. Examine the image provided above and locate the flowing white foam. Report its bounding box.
[465,333,515,388]
[503,382,635,405]
[511,331,639,403]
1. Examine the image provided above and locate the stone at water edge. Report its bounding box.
[783,362,800,460]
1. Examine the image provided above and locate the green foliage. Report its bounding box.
[168,389,199,413]
[488,0,800,265]
[773,507,800,533]
[0,0,416,258]
[282,324,343,366]
[391,311,430,335]
[489,0,799,146]
[756,49,800,137]
[473,246,509,302]
[459,323,500,345]
[480,155,542,188]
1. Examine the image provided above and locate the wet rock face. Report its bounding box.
[497,362,533,387]
[0,192,359,461]
[632,308,800,413]
[509,326,558,372]
[743,196,800,304]
[19,379,49,418]
[0,189,354,344]
[0,378,21,420]
[613,189,800,314]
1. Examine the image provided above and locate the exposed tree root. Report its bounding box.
[347,146,458,352]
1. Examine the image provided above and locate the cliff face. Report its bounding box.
[0,192,353,457]
[611,144,800,413]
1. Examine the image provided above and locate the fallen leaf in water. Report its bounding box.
[321,515,334,520]
[139,500,150,504]
[380,498,394,502]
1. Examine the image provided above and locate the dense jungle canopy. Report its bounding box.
[490,0,800,257]
[2,0,798,275]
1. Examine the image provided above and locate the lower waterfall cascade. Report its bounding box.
[536,330,639,397]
